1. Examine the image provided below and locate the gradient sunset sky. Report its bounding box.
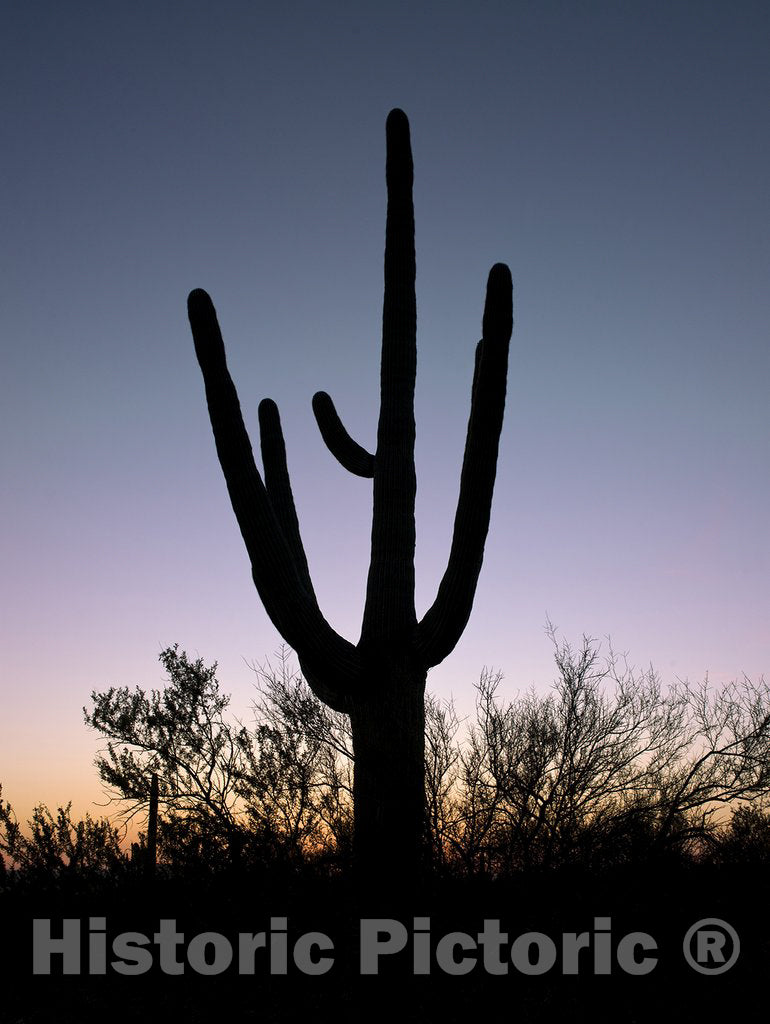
[2,1,768,825]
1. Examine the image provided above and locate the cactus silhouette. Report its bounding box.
[187,109,512,883]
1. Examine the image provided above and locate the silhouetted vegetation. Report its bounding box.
[73,635,770,879]
[434,628,770,875]
[3,637,769,1022]
[79,645,354,877]
[7,635,768,889]
[0,787,127,888]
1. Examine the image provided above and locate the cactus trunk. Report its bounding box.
[348,661,427,887]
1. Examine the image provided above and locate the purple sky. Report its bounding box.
[2,1,768,824]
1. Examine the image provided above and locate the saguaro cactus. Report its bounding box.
[187,109,512,882]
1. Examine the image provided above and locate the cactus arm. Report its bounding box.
[312,391,375,478]
[188,288,360,695]
[257,398,319,594]
[361,108,418,645]
[257,398,354,711]
[416,263,513,668]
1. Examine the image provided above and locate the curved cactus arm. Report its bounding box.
[312,391,375,478]
[416,263,513,668]
[258,398,318,595]
[362,107,418,644]
[296,656,352,714]
[188,288,361,694]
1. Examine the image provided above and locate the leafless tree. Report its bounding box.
[242,648,354,865]
[450,628,770,873]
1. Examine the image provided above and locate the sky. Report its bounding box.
[1,1,768,828]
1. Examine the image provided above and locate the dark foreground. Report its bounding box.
[1,862,766,1023]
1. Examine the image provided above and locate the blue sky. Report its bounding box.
[1,0,768,820]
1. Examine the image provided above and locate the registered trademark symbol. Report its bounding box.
[682,918,740,975]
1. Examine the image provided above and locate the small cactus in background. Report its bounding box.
[188,109,512,884]
[146,771,158,878]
